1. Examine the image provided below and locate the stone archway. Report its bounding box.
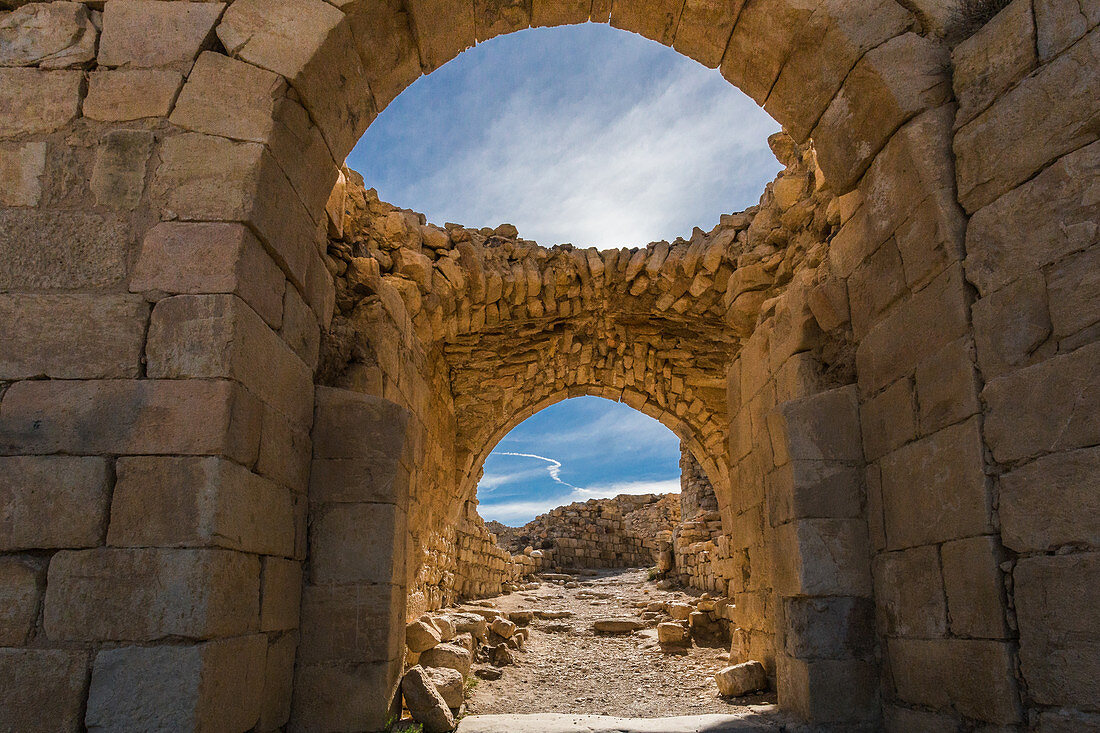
[2,0,1094,731]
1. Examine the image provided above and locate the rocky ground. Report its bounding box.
[460,568,779,719]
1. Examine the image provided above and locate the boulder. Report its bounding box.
[646,601,668,613]
[419,643,472,677]
[490,617,517,639]
[669,602,693,620]
[715,661,768,697]
[475,666,503,680]
[431,615,456,641]
[401,666,455,733]
[492,643,515,666]
[450,612,488,641]
[657,622,689,644]
[406,619,442,653]
[593,618,645,634]
[452,632,475,653]
[424,665,464,709]
[508,610,534,625]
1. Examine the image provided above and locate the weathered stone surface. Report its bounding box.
[888,638,1021,723]
[84,68,183,121]
[418,642,473,677]
[108,456,294,556]
[879,417,991,548]
[778,655,878,723]
[952,0,1037,125]
[0,1,97,68]
[1046,242,1100,342]
[983,341,1100,462]
[610,0,683,45]
[1015,553,1100,710]
[406,0,475,71]
[130,221,287,329]
[872,545,947,637]
[955,25,1100,212]
[298,582,404,664]
[0,68,82,138]
[0,649,88,733]
[309,502,407,584]
[971,272,1052,378]
[715,660,767,697]
[44,548,260,641]
[490,616,518,638]
[657,621,688,644]
[0,141,45,206]
[0,208,132,290]
[913,336,980,434]
[169,51,288,143]
[408,618,443,652]
[0,456,109,550]
[531,0,590,27]
[940,535,1008,639]
[292,658,402,732]
[767,385,862,464]
[671,0,743,67]
[98,0,225,73]
[425,664,464,709]
[0,379,262,463]
[260,557,302,633]
[1034,0,1100,60]
[0,294,147,379]
[259,632,297,730]
[592,618,645,633]
[474,0,532,41]
[147,294,313,426]
[783,596,873,659]
[90,128,156,209]
[1000,447,1100,552]
[281,283,322,367]
[402,666,456,732]
[86,636,266,732]
[965,140,1100,297]
[767,461,862,526]
[774,518,872,597]
[0,555,42,645]
[858,377,916,461]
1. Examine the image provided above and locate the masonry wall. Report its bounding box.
[672,449,737,594]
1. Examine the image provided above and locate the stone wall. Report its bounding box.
[672,449,736,594]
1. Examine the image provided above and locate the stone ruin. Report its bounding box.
[0,0,1097,731]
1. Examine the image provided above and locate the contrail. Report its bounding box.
[497,452,579,489]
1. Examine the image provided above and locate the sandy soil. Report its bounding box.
[461,568,779,719]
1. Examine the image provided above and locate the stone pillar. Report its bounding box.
[766,386,878,727]
[292,387,411,732]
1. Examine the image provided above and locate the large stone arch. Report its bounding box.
[2,0,1096,731]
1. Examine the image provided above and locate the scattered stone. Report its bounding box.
[491,644,514,667]
[418,643,472,678]
[424,665,464,709]
[508,610,534,625]
[490,617,517,639]
[593,618,645,634]
[715,661,768,698]
[475,666,503,681]
[657,622,689,644]
[669,603,693,620]
[407,619,442,653]
[401,666,455,733]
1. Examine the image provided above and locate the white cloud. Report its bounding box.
[480,476,680,525]
[495,451,578,489]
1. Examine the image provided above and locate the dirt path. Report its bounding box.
[460,568,779,719]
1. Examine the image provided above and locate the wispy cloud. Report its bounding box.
[495,452,578,489]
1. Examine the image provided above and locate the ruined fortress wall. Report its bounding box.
[673,449,736,594]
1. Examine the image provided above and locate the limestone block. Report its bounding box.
[218,0,373,158]
[848,238,906,339]
[715,660,767,697]
[0,456,109,551]
[965,140,1099,297]
[147,294,314,426]
[425,665,464,709]
[858,377,916,461]
[131,222,286,328]
[84,68,183,121]
[767,385,862,464]
[309,503,407,585]
[879,417,991,548]
[474,0,531,41]
[282,279,322,367]
[783,596,873,660]
[90,128,155,210]
[299,582,405,664]
[0,294,147,379]
[0,2,97,68]
[258,632,297,731]
[955,26,1100,212]
[856,264,970,394]
[813,33,950,191]
[418,641,472,677]
[153,132,316,291]
[45,547,260,641]
[532,0,589,27]
[610,0,683,45]
[401,666,455,732]
[893,188,966,292]
[983,341,1100,462]
[86,636,266,732]
[0,141,45,206]
[913,336,980,434]
[0,649,88,733]
[972,273,1052,379]
[0,208,131,290]
[1000,447,1100,552]
[764,0,913,142]
[872,545,947,637]
[1015,553,1100,709]
[1047,243,1100,342]
[777,655,878,724]
[0,555,43,645]
[774,518,872,597]
[169,51,287,144]
[98,0,225,73]
[883,704,960,732]
[0,68,82,139]
[940,535,1008,639]
[766,461,861,527]
[407,619,442,652]
[312,386,411,461]
[0,379,262,463]
[888,638,1021,723]
[291,658,402,732]
[1034,0,1100,60]
[258,403,312,495]
[109,456,294,557]
[953,0,1037,126]
[720,0,817,106]
[672,0,744,67]
[341,0,422,110]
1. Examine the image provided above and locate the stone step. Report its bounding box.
[456,712,783,733]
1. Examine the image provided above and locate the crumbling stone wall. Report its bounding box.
[672,448,736,593]
[0,0,1095,730]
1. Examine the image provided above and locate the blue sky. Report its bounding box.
[348,23,781,250]
[349,23,780,525]
[474,398,683,525]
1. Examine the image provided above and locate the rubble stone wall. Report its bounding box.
[0,0,1094,730]
[672,450,736,594]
